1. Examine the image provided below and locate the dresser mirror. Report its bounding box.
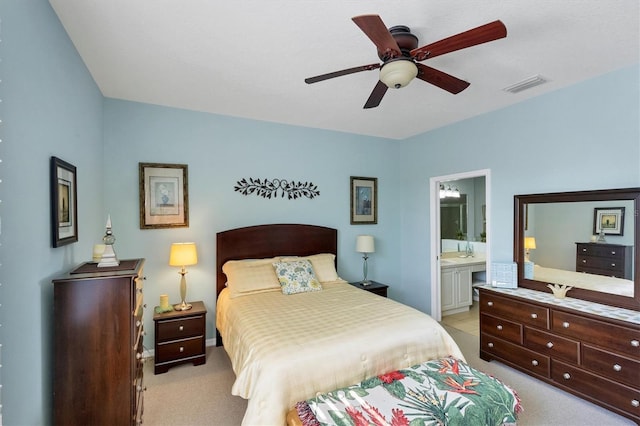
[514,187,640,311]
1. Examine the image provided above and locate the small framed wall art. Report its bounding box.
[50,156,78,247]
[593,207,624,236]
[350,176,377,224]
[139,163,189,229]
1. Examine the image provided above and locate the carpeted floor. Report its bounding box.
[143,327,634,425]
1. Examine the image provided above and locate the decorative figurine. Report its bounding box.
[547,283,572,299]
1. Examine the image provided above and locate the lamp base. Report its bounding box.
[361,280,371,286]
[174,301,192,311]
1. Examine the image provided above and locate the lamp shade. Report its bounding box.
[356,235,375,253]
[379,59,418,89]
[524,237,537,250]
[169,242,198,266]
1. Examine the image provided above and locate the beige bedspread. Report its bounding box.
[533,264,634,297]
[216,280,464,425]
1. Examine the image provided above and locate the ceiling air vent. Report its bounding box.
[503,75,548,94]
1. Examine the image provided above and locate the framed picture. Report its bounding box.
[50,156,78,247]
[350,176,377,224]
[593,207,624,236]
[139,163,189,229]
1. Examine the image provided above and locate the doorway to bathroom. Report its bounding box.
[429,169,491,323]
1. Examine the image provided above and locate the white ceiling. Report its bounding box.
[49,1,639,140]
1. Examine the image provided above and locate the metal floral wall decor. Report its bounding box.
[234,177,320,199]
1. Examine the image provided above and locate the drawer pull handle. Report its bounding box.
[488,342,494,348]
[581,248,587,252]
[632,400,639,408]
[496,325,503,331]
[179,346,184,353]
[487,301,493,307]
[531,360,539,366]
[562,373,571,380]
[546,342,554,349]
[613,364,622,372]
[179,325,184,331]
[611,251,616,255]
[530,313,538,319]
[611,263,616,267]
[581,260,586,264]
[631,340,639,347]
[562,321,570,328]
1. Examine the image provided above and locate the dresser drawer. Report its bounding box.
[480,313,523,344]
[524,327,579,363]
[156,315,204,342]
[552,360,640,420]
[481,333,550,378]
[480,292,549,328]
[552,311,640,358]
[582,344,640,388]
[576,255,625,276]
[576,243,626,260]
[156,336,204,363]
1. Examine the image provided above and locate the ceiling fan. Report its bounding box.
[305,15,507,109]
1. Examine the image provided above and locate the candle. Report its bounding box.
[160,294,169,309]
[92,244,105,262]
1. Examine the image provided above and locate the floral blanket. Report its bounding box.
[295,357,522,426]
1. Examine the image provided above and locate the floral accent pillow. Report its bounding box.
[272,260,323,295]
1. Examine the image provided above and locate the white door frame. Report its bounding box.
[429,169,491,321]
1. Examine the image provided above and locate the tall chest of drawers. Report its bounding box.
[52,259,146,425]
[575,242,632,279]
[479,287,639,423]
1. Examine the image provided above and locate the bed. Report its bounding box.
[533,264,634,297]
[215,224,506,425]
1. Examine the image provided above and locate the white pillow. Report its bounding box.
[280,253,339,282]
[272,259,322,295]
[222,257,281,298]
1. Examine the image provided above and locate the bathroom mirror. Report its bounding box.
[514,187,640,311]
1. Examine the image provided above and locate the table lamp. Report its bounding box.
[356,235,375,285]
[169,242,198,311]
[524,237,536,262]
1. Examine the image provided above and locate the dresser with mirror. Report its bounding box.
[480,187,639,423]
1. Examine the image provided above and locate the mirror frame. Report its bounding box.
[514,187,640,311]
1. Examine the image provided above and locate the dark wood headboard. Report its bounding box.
[216,224,338,298]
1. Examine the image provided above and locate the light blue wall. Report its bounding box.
[0,0,105,424]
[399,64,640,313]
[1,0,638,424]
[102,100,401,347]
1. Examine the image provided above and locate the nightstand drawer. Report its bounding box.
[348,281,388,297]
[156,315,204,342]
[156,336,204,363]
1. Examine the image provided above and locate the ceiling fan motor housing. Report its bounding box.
[378,25,418,59]
[378,25,419,89]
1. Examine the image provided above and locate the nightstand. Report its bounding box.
[348,281,388,297]
[153,300,207,374]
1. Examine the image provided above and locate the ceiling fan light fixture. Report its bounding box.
[379,59,418,89]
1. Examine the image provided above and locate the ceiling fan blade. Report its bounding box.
[305,63,381,84]
[411,20,507,61]
[363,80,388,109]
[416,63,470,94]
[352,15,402,59]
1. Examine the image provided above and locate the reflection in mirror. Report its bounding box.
[525,200,634,297]
[515,188,640,311]
[441,195,467,240]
